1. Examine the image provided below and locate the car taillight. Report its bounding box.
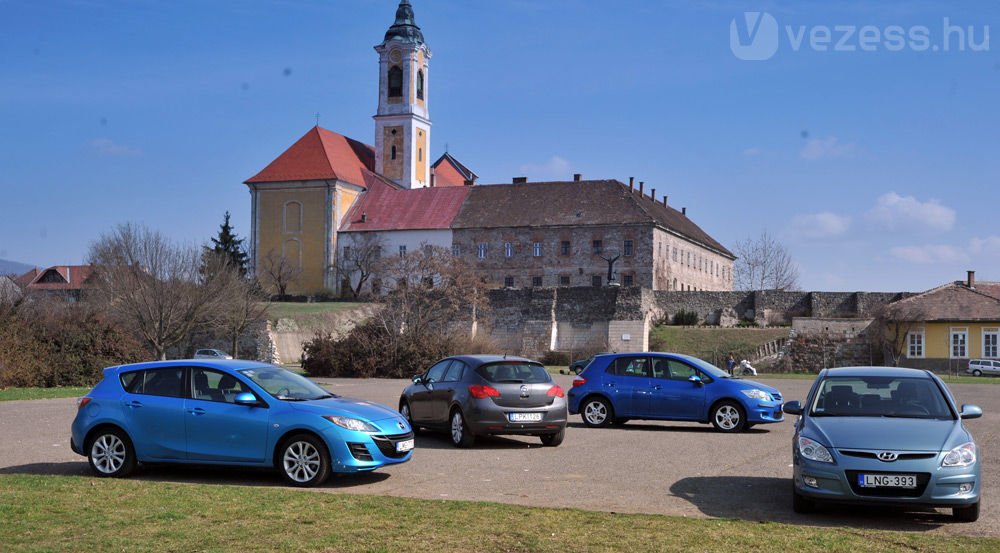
[77,397,92,410]
[572,376,587,387]
[469,385,501,399]
[546,385,565,398]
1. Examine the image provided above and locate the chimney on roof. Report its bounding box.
[662,196,668,207]
[629,177,634,191]
[651,188,656,201]
[430,174,436,187]
[361,211,367,223]
[639,181,644,195]
[573,173,582,182]
[66,267,71,284]
[682,207,687,216]
[513,176,527,184]
[968,270,976,288]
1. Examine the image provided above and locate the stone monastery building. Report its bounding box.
[245,1,734,296]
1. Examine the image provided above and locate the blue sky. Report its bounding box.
[1,0,997,292]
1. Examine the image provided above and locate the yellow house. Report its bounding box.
[889,271,1000,371]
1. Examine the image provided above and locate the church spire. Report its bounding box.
[382,0,424,46]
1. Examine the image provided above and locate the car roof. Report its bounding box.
[448,354,539,366]
[819,366,934,378]
[107,359,276,373]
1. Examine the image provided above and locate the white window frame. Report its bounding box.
[533,242,542,257]
[951,327,969,359]
[452,244,461,257]
[504,242,513,258]
[398,245,407,258]
[983,328,999,358]
[477,244,487,259]
[907,328,925,359]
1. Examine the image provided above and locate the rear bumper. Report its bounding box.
[466,399,568,436]
[70,437,83,456]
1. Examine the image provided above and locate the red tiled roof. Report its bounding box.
[245,126,375,185]
[26,265,94,291]
[431,152,477,186]
[887,281,1000,321]
[340,177,471,232]
[15,268,39,287]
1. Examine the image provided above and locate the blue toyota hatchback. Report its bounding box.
[567,352,783,432]
[71,360,413,486]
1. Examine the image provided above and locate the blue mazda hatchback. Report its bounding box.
[567,352,783,432]
[70,360,413,486]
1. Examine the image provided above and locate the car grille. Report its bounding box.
[371,432,414,459]
[347,442,373,462]
[845,470,931,498]
[839,450,937,461]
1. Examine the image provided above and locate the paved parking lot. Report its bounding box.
[1,375,997,537]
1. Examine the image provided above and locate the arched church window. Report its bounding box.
[388,66,403,97]
[416,70,424,100]
[391,145,397,160]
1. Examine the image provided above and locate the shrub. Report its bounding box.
[672,310,699,326]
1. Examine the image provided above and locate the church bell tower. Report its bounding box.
[374,0,431,189]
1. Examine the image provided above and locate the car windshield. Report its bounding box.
[238,366,335,401]
[477,362,551,384]
[809,376,954,419]
[682,356,732,379]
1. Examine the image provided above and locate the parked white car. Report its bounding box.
[967,359,1000,376]
[193,349,233,360]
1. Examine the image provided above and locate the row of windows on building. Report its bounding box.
[501,274,636,289]
[906,328,1000,358]
[465,239,635,260]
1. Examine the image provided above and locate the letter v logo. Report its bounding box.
[730,12,779,61]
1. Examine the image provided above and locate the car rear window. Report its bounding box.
[476,362,551,384]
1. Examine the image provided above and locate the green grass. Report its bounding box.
[266,301,366,321]
[0,474,994,552]
[650,326,790,365]
[0,386,90,401]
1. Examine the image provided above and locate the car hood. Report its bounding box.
[807,416,963,451]
[729,379,781,396]
[290,396,402,423]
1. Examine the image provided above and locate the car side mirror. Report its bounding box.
[688,374,703,386]
[412,375,423,385]
[783,401,802,415]
[960,404,983,419]
[234,392,259,407]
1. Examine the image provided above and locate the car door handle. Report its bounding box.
[652,385,663,390]
[188,408,206,416]
[605,382,615,388]
[125,400,143,408]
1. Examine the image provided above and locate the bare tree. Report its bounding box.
[87,223,228,360]
[733,229,800,291]
[335,233,387,298]
[869,302,926,366]
[259,249,302,298]
[205,253,270,359]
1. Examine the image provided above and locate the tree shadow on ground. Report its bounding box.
[670,475,952,532]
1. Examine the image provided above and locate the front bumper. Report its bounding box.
[745,400,784,424]
[320,417,414,473]
[793,452,980,508]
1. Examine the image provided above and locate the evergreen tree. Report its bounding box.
[207,211,249,276]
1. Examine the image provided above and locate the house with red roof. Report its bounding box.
[20,265,94,300]
[244,1,734,296]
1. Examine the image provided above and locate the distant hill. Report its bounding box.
[0,259,36,276]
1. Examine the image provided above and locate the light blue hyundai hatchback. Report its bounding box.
[783,367,982,521]
[71,360,413,486]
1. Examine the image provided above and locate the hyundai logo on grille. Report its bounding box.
[520,385,529,398]
[877,451,898,462]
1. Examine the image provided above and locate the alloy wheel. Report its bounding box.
[584,401,608,425]
[91,434,126,474]
[715,405,740,430]
[283,441,321,483]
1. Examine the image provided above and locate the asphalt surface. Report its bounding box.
[2,375,998,538]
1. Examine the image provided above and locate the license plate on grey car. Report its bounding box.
[858,473,916,488]
[508,412,543,422]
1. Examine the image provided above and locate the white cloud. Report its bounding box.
[970,236,1000,256]
[517,156,572,181]
[788,212,851,240]
[865,192,955,232]
[90,138,141,157]
[742,146,764,158]
[890,244,970,265]
[799,136,856,161]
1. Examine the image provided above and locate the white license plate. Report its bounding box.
[395,439,414,453]
[859,473,917,488]
[509,412,543,422]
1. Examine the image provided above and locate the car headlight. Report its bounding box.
[798,436,834,463]
[942,442,976,468]
[322,416,378,432]
[741,389,771,401]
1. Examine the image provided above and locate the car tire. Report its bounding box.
[581,397,613,428]
[87,427,136,478]
[450,409,476,448]
[973,369,982,377]
[279,434,331,487]
[539,427,565,447]
[792,486,816,514]
[399,400,421,435]
[710,400,747,433]
[953,501,980,522]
